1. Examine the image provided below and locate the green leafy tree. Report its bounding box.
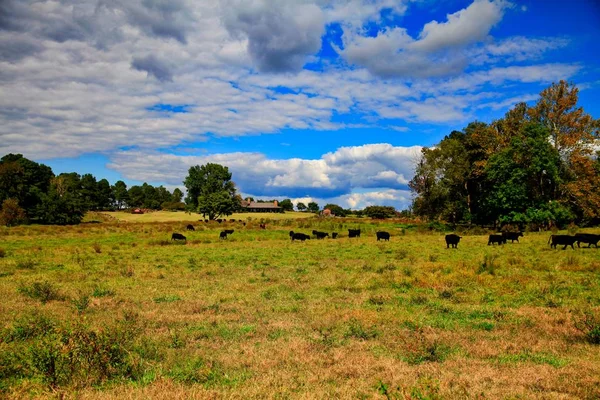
[279,199,294,211]
[112,181,128,209]
[307,201,319,213]
[183,163,238,220]
[172,188,184,203]
[0,154,54,220]
[96,179,113,210]
[80,174,98,210]
[36,174,87,225]
[323,203,346,217]
[363,205,396,219]
[127,186,144,208]
[296,202,307,211]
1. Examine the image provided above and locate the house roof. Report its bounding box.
[243,202,281,209]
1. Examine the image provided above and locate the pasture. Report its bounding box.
[100,211,313,223]
[0,217,599,399]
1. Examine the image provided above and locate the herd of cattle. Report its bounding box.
[170,224,599,249]
[445,232,600,249]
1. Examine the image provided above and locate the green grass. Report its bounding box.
[0,219,599,398]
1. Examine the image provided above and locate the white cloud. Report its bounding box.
[413,0,510,52]
[0,0,586,162]
[107,144,422,202]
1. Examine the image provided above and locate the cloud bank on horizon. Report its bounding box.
[1,0,598,210]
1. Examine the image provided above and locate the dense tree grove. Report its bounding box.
[0,154,184,225]
[409,81,600,228]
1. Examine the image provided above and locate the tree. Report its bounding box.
[80,173,98,210]
[0,154,54,220]
[296,202,307,212]
[96,179,113,210]
[172,188,184,203]
[323,203,346,217]
[0,198,27,226]
[363,205,396,219]
[279,199,294,211]
[35,174,87,225]
[307,201,319,213]
[183,163,238,220]
[112,181,128,209]
[127,185,144,208]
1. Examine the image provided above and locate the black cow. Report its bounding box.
[376,231,390,241]
[223,229,234,235]
[575,233,600,248]
[186,224,195,231]
[290,232,310,241]
[445,234,461,249]
[348,229,361,238]
[548,234,578,250]
[332,232,338,239]
[488,234,506,245]
[171,233,186,241]
[219,231,228,239]
[315,231,329,239]
[502,231,523,243]
[217,219,222,223]
[260,224,266,229]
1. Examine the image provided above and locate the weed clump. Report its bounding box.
[16,259,36,269]
[478,254,498,275]
[92,286,115,298]
[0,248,5,258]
[573,310,600,344]
[344,318,378,340]
[18,281,65,303]
[92,243,101,253]
[71,292,91,314]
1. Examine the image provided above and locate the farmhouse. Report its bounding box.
[240,199,283,213]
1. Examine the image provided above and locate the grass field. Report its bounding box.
[98,211,314,223]
[0,218,599,399]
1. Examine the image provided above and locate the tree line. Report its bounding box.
[0,154,184,226]
[409,81,600,229]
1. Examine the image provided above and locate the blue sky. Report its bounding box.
[1,0,599,210]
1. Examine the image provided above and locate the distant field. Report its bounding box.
[98,210,315,222]
[0,220,599,398]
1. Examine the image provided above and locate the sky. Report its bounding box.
[1,0,599,210]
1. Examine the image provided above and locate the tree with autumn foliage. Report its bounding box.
[410,81,600,227]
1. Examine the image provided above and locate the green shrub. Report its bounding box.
[344,319,378,340]
[18,281,65,303]
[478,254,498,275]
[573,310,600,344]
[92,286,115,298]
[71,292,90,314]
[2,312,56,342]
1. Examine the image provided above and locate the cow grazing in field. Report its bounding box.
[575,233,600,248]
[223,229,234,235]
[260,224,266,229]
[348,229,361,238]
[332,232,338,239]
[376,231,390,241]
[230,219,236,222]
[548,234,578,250]
[488,234,506,245]
[315,231,329,239]
[171,233,186,241]
[219,231,228,239]
[217,219,223,223]
[290,232,310,241]
[502,231,523,243]
[186,224,195,231]
[445,234,461,249]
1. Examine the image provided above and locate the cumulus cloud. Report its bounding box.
[413,0,509,52]
[0,0,586,162]
[107,144,422,201]
[223,0,325,72]
[341,0,513,78]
